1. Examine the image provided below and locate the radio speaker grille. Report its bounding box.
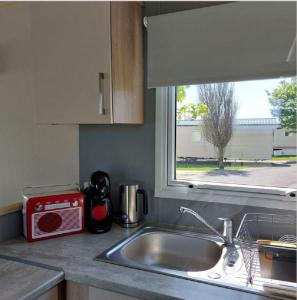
[32,207,82,238]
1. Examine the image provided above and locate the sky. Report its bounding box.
[183,77,290,119]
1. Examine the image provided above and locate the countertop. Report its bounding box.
[0,258,63,300]
[0,224,274,300]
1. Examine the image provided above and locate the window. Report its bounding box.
[175,78,296,189]
[155,78,297,208]
[285,132,294,137]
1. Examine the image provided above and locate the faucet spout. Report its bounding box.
[179,206,232,245]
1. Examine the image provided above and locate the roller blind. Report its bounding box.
[147,2,296,88]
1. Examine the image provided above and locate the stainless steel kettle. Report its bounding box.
[119,184,148,228]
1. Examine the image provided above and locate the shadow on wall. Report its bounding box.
[0,211,23,242]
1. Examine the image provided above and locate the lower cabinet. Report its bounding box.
[89,287,143,300]
[66,281,142,300]
[36,284,64,300]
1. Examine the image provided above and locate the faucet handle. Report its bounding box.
[218,217,231,221]
[218,218,233,245]
[218,218,232,225]
[218,217,233,228]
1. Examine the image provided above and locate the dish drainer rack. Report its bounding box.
[236,213,296,286]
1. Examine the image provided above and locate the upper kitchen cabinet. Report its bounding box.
[30,2,144,124]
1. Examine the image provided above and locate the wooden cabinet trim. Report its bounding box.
[111,2,144,124]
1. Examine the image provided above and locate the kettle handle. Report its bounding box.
[136,189,148,215]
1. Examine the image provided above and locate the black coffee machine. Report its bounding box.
[84,171,113,233]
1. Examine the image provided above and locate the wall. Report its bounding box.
[0,4,79,207]
[0,211,22,242]
[154,197,295,232]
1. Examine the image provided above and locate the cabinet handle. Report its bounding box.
[98,73,105,115]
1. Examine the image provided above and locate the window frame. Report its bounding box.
[155,87,296,210]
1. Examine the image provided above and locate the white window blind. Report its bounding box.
[147,2,296,88]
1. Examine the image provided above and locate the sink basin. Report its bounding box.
[97,226,297,298]
[121,231,222,272]
[97,226,224,276]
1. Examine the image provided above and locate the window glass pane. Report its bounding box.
[175,78,297,189]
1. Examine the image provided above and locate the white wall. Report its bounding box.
[273,128,297,148]
[0,4,79,207]
[176,125,274,160]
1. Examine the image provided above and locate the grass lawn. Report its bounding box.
[272,155,297,161]
[176,164,251,171]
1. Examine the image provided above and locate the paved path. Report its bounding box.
[176,164,297,188]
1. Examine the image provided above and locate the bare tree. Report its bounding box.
[198,83,237,169]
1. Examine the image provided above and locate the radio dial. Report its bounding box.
[35,203,43,212]
[72,200,79,207]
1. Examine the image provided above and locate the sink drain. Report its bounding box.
[207,272,221,279]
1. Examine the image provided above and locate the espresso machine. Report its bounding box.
[119,184,148,228]
[84,171,113,233]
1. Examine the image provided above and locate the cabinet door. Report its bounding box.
[66,281,142,300]
[30,2,113,124]
[89,287,142,300]
[36,285,62,300]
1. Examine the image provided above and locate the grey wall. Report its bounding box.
[0,212,23,242]
[144,1,229,16]
[79,1,295,232]
[155,198,294,234]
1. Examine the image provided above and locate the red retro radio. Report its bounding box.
[22,184,84,242]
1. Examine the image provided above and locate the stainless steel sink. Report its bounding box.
[96,226,297,299]
[121,231,222,272]
[97,227,227,279]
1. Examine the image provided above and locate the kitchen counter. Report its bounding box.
[0,224,274,300]
[0,258,63,300]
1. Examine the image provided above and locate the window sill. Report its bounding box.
[155,183,296,210]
